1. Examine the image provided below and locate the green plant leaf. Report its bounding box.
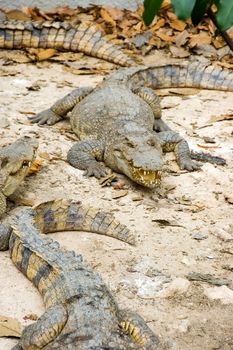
[171,0,196,20]
[215,0,233,31]
[143,0,164,26]
[191,0,211,25]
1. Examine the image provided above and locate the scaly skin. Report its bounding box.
[0,136,38,218]
[0,199,162,350]
[0,20,135,67]
[29,62,232,188]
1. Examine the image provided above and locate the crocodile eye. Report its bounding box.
[22,160,31,168]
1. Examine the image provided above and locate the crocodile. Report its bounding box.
[0,136,38,219]
[0,19,135,67]
[29,62,233,188]
[1,199,161,349]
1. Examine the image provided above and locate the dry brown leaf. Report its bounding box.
[0,315,22,338]
[23,313,38,321]
[149,36,162,48]
[161,0,171,9]
[156,31,175,43]
[36,49,57,61]
[169,45,190,58]
[99,173,117,187]
[112,190,128,199]
[170,18,186,31]
[18,110,36,115]
[150,18,166,31]
[166,11,177,20]
[14,197,35,206]
[113,181,126,190]
[216,61,233,70]
[100,8,116,27]
[175,30,189,46]
[189,32,212,48]
[209,112,233,123]
[47,6,77,17]
[17,119,32,126]
[103,6,124,21]
[197,144,221,149]
[212,35,225,49]
[6,9,31,21]
[133,21,143,33]
[28,159,43,175]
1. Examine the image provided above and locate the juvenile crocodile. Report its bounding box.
[0,20,135,66]
[1,199,161,349]
[0,136,38,218]
[30,62,233,188]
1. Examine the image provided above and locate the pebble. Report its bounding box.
[0,117,10,128]
[211,227,233,242]
[204,285,233,304]
[159,277,190,297]
[192,232,208,240]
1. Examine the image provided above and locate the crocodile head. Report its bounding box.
[0,136,38,216]
[105,131,163,188]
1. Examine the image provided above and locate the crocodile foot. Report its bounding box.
[179,159,202,171]
[29,109,62,125]
[84,163,110,178]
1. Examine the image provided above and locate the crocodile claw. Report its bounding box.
[84,163,109,178]
[29,109,62,125]
[179,159,202,171]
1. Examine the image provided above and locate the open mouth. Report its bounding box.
[132,167,162,187]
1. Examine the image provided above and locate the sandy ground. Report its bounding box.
[0,50,233,350]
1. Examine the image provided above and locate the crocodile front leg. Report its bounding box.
[118,309,162,349]
[12,304,67,350]
[157,131,201,171]
[29,87,93,125]
[133,86,171,132]
[67,139,109,178]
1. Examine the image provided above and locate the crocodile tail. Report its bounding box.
[32,199,136,245]
[125,62,233,91]
[0,20,135,67]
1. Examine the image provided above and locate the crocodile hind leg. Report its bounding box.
[157,131,201,171]
[133,86,171,132]
[29,87,93,125]
[118,309,162,349]
[67,139,109,178]
[12,304,67,350]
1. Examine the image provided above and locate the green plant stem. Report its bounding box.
[207,7,233,51]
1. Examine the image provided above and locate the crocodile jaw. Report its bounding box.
[113,157,163,188]
[131,167,162,188]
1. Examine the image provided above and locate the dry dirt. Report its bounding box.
[0,50,233,350]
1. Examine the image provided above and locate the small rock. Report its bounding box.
[203,136,215,144]
[173,319,190,333]
[0,117,10,128]
[192,232,208,240]
[211,227,233,242]
[204,285,233,304]
[112,190,128,199]
[159,278,190,297]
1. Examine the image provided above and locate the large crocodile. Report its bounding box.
[1,199,161,349]
[0,136,38,219]
[30,62,233,188]
[0,19,135,66]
